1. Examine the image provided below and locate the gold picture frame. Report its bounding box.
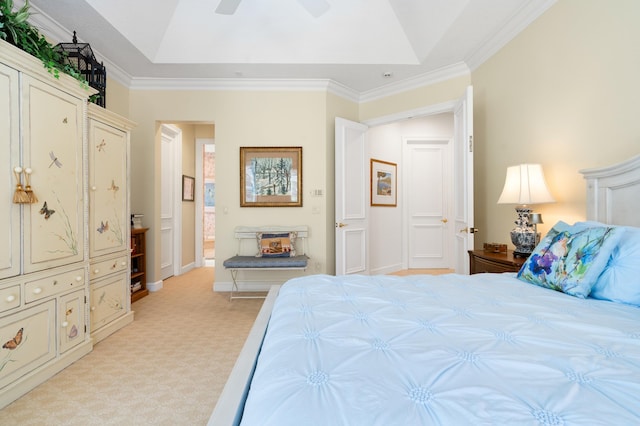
[370,158,397,207]
[240,147,302,207]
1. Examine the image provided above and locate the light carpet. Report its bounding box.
[1,267,264,425]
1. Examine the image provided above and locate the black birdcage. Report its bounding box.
[55,31,106,107]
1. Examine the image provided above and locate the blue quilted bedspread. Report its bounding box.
[240,273,640,425]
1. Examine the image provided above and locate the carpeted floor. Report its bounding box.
[0,267,264,425]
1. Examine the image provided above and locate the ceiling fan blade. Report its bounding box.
[297,0,330,18]
[215,0,242,15]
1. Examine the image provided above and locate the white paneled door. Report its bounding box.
[453,86,475,273]
[404,139,452,269]
[335,117,369,275]
[160,124,178,280]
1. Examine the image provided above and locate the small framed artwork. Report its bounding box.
[182,175,195,201]
[370,158,397,207]
[204,179,215,210]
[240,146,302,207]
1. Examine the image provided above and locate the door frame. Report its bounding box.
[195,138,215,267]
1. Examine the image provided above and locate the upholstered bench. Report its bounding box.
[223,226,309,300]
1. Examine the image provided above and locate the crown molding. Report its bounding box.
[465,0,557,71]
[358,62,470,103]
[128,76,360,101]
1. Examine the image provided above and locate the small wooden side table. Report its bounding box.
[468,250,527,274]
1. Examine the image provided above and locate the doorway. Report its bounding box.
[336,85,474,276]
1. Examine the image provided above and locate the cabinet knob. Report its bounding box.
[93,269,100,274]
[75,276,82,282]
[62,321,69,328]
[121,261,127,266]
[91,186,97,191]
[33,287,43,295]
[91,306,96,311]
[5,295,15,303]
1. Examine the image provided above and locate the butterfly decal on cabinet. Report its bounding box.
[97,220,109,234]
[48,151,63,168]
[96,139,106,152]
[68,325,78,339]
[2,328,23,350]
[107,180,119,197]
[39,201,55,219]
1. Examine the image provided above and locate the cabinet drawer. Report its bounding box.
[473,258,519,274]
[0,285,20,313]
[90,255,129,281]
[90,272,128,331]
[25,269,85,303]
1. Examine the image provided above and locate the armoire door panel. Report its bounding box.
[0,62,20,280]
[21,76,84,273]
[89,120,128,258]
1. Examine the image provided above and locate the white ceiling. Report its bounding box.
[23,0,555,96]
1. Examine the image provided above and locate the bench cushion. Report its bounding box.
[223,255,309,269]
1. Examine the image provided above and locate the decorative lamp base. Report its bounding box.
[509,206,540,258]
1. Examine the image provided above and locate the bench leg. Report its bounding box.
[229,269,239,301]
[228,269,267,301]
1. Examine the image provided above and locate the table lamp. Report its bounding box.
[497,164,555,257]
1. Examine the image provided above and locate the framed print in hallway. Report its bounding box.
[240,146,302,207]
[370,158,397,207]
[182,175,195,201]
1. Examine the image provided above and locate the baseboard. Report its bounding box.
[181,262,195,275]
[370,263,403,275]
[91,312,134,344]
[147,280,163,292]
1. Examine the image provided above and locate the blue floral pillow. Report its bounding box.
[517,221,623,298]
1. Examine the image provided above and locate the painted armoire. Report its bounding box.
[0,39,135,408]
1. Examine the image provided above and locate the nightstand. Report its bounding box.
[468,250,527,274]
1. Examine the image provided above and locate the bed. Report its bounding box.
[209,154,640,425]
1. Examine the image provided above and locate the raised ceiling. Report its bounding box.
[24,0,555,96]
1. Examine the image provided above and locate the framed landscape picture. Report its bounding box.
[370,158,397,207]
[240,147,302,207]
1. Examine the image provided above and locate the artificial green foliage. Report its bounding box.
[0,0,88,89]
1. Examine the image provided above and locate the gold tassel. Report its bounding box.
[23,168,37,204]
[12,167,29,204]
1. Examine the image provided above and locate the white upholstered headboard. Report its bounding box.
[580,154,640,227]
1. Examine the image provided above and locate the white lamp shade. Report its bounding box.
[497,164,555,205]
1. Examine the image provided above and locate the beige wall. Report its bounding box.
[471,0,640,249]
[105,77,130,118]
[128,89,331,285]
[173,122,196,267]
